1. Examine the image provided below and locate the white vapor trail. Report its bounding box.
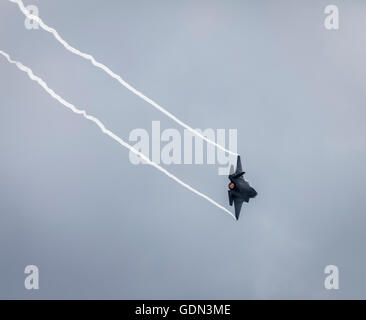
[9,0,238,157]
[0,50,235,219]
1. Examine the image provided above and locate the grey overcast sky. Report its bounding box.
[0,0,365,299]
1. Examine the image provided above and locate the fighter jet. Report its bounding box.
[228,156,257,220]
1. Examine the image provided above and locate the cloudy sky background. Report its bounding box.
[0,0,365,299]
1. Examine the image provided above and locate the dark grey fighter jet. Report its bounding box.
[228,156,257,220]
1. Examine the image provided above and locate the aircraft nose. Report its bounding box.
[250,188,257,198]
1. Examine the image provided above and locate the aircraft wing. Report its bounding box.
[234,198,244,220]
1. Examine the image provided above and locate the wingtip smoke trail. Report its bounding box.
[0,49,236,220]
[9,0,238,157]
